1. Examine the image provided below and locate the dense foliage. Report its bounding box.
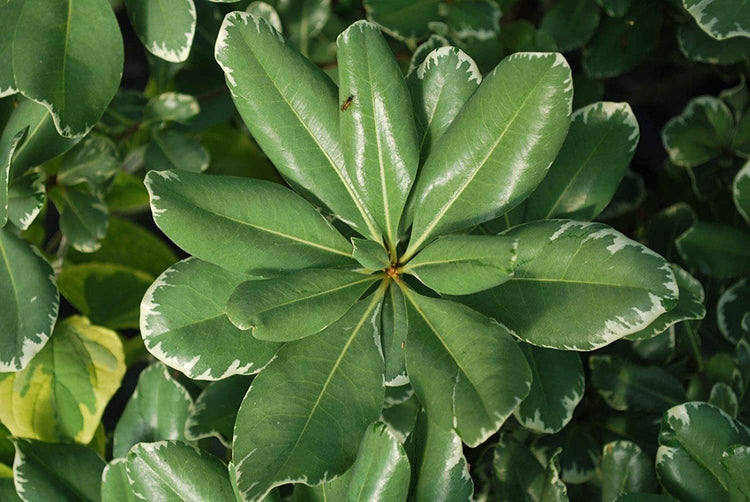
[0,0,749,501]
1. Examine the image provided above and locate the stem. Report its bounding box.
[684,322,704,373]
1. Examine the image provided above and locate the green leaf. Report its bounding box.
[646,202,696,261]
[10,0,124,137]
[718,278,750,344]
[600,441,656,502]
[403,234,517,295]
[407,46,481,164]
[404,52,572,258]
[275,0,330,55]
[590,355,685,412]
[404,410,473,502]
[381,283,408,385]
[364,0,441,47]
[57,134,119,189]
[232,295,385,502]
[145,170,354,275]
[50,185,109,253]
[402,288,532,446]
[246,2,283,33]
[625,265,705,341]
[583,0,662,79]
[683,0,750,40]
[125,0,196,62]
[515,344,584,434]
[0,128,26,227]
[141,258,280,380]
[145,129,210,173]
[533,427,599,485]
[101,459,136,502]
[112,363,193,458]
[104,172,150,213]
[710,382,739,417]
[0,478,21,502]
[227,269,377,341]
[463,220,678,350]
[12,438,105,502]
[735,113,750,156]
[407,34,450,73]
[492,434,545,502]
[734,160,750,223]
[0,97,78,176]
[345,422,410,502]
[336,21,418,249]
[678,21,750,65]
[7,168,45,231]
[676,222,750,278]
[662,96,734,168]
[539,449,569,502]
[657,402,750,502]
[0,316,125,443]
[215,11,378,239]
[126,441,234,501]
[0,228,59,372]
[722,444,750,502]
[66,217,177,277]
[541,0,600,52]
[351,237,390,270]
[143,92,200,124]
[520,101,639,222]
[597,168,646,220]
[0,0,23,97]
[58,263,152,330]
[186,376,251,447]
[595,0,635,16]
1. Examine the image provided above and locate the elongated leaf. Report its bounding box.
[515,344,584,434]
[382,283,408,385]
[11,0,123,137]
[733,160,750,223]
[351,238,390,270]
[676,222,750,278]
[126,441,234,501]
[186,376,251,447]
[657,402,750,502]
[709,382,738,417]
[0,129,26,227]
[145,129,210,173]
[0,0,23,97]
[215,12,378,239]
[541,0,600,51]
[12,439,105,502]
[246,2,283,33]
[381,394,420,441]
[718,278,750,344]
[58,264,152,330]
[125,0,196,62]
[678,21,750,65]
[101,459,136,502]
[407,46,481,163]
[683,0,750,40]
[112,363,193,458]
[404,234,517,295]
[232,296,385,502]
[403,289,532,446]
[463,220,678,350]
[0,316,125,443]
[626,265,705,340]
[67,217,177,277]
[539,449,569,502]
[492,434,545,502]
[144,92,200,124]
[582,0,662,79]
[662,96,734,168]
[364,0,441,46]
[0,478,21,502]
[521,102,639,221]
[405,52,572,258]
[227,269,377,341]
[337,21,418,249]
[404,410,473,502]
[275,0,330,54]
[590,355,685,412]
[601,441,656,502]
[533,427,600,484]
[0,228,59,372]
[145,170,353,274]
[722,445,750,502]
[7,168,45,231]
[142,258,280,380]
[345,422,410,502]
[57,134,119,188]
[407,34,450,73]
[50,185,108,253]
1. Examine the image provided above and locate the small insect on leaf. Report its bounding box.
[341,95,355,112]
[401,341,405,349]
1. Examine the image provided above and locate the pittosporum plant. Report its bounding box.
[136,13,685,501]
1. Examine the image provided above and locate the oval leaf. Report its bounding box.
[185,376,251,447]
[676,222,750,278]
[601,441,656,502]
[125,0,196,62]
